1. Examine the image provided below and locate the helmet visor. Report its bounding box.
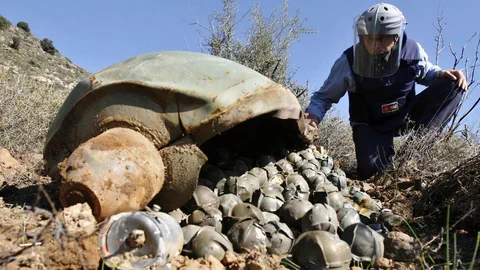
[353,16,405,78]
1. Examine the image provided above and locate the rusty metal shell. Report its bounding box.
[311,184,346,211]
[183,185,220,213]
[277,199,313,229]
[228,203,265,224]
[227,217,270,252]
[313,149,326,160]
[251,186,285,213]
[301,203,339,234]
[265,167,285,186]
[168,208,187,224]
[319,166,332,175]
[299,149,315,161]
[337,207,361,232]
[218,194,243,217]
[294,159,308,170]
[224,173,260,202]
[263,212,281,223]
[275,159,294,174]
[263,221,295,255]
[151,142,208,212]
[182,225,233,260]
[299,161,318,173]
[248,167,269,186]
[182,225,202,246]
[285,174,310,192]
[306,172,329,190]
[292,231,352,270]
[341,223,385,262]
[44,51,305,181]
[58,128,164,221]
[286,152,302,164]
[327,171,347,190]
[283,174,310,201]
[187,207,223,232]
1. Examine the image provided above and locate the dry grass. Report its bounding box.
[0,72,69,155]
[422,153,480,229]
[315,111,357,173]
[315,109,480,181]
[387,125,480,179]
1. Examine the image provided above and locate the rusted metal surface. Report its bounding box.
[59,128,165,221]
[44,51,304,165]
[44,84,182,181]
[44,50,308,224]
[151,141,208,212]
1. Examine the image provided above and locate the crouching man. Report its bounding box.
[305,3,467,180]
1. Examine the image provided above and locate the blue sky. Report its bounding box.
[2,0,479,128]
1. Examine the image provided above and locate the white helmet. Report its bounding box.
[353,3,408,78]
[356,3,406,36]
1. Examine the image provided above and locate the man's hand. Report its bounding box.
[305,113,320,129]
[438,69,468,91]
[301,113,320,143]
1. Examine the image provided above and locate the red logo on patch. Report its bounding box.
[381,101,399,113]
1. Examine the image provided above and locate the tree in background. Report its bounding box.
[432,8,480,136]
[16,21,30,33]
[191,0,315,106]
[40,38,56,55]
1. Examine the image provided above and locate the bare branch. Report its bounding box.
[450,31,478,69]
[451,95,480,132]
[448,32,480,133]
[433,7,446,65]
[468,34,480,88]
[295,87,308,98]
[449,43,461,69]
[450,204,477,230]
[422,227,444,253]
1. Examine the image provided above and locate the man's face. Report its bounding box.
[362,34,399,55]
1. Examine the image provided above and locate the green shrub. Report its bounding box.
[16,21,30,32]
[10,37,20,50]
[0,15,11,30]
[40,38,55,55]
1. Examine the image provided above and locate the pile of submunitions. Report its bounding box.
[97,145,403,269]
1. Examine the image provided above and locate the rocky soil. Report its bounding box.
[0,22,89,90]
[0,146,423,270]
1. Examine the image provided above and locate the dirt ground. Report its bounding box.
[0,151,479,270]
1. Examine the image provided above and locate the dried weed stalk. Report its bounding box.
[0,72,68,155]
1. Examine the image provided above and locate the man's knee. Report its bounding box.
[356,157,380,180]
[432,78,463,102]
[352,125,395,180]
[356,153,392,180]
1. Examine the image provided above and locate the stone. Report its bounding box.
[0,148,21,184]
[222,251,238,265]
[376,257,393,268]
[58,203,97,236]
[384,231,420,262]
[207,255,225,270]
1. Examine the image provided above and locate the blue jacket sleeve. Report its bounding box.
[306,54,356,121]
[415,42,442,86]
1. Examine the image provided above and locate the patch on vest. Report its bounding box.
[381,101,399,113]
